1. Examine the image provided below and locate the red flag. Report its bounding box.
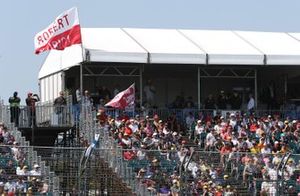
[34,7,82,54]
[105,84,135,109]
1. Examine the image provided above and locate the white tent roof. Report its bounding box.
[39,28,300,79]
[81,28,148,63]
[236,31,300,65]
[179,30,264,65]
[123,28,206,64]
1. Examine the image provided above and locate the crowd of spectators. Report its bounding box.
[0,122,48,195]
[95,108,300,195]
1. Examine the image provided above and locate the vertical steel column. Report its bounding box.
[139,65,143,107]
[254,69,258,109]
[80,63,83,94]
[198,66,201,110]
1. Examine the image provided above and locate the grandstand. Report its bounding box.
[1,97,300,195]
[2,28,300,195]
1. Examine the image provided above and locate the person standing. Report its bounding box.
[72,89,81,126]
[26,92,40,127]
[144,79,156,107]
[217,90,227,110]
[8,91,21,127]
[54,91,67,125]
[247,94,255,114]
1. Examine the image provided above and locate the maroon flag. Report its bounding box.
[105,84,135,109]
[34,7,82,54]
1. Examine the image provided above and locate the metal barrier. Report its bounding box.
[17,105,73,128]
[0,99,60,195]
[102,107,300,123]
[178,150,300,195]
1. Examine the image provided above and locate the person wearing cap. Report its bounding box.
[8,91,21,127]
[30,164,41,176]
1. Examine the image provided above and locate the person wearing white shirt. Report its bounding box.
[247,94,255,112]
[185,112,195,130]
[144,79,156,107]
[30,164,41,176]
[205,130,216,151]
[261,144,271,154]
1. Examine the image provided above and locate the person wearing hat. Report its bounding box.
[30,164,41,176]
[8,91,21,127]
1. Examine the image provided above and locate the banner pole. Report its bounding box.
[76,7,85,94]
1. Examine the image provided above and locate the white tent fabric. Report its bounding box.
[180,30,264,65]
[123,28,206,64]
[81,28,148,63]
[38,44,83,79]
[39,28,300,79]
[236,31,300,65]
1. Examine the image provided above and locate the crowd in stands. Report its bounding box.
[0,122,48,195]
[95,108,300,195]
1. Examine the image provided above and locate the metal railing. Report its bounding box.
[0,99,60,195]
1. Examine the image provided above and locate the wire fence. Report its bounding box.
[0,100,60,195]
[2,98,300,195]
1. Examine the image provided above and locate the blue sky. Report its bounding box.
[1,0,300,104]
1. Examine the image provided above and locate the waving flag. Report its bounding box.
[105,84,135,109]
[80,133,100,176]
[34,7,82,54]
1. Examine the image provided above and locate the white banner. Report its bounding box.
[34,7,81,54]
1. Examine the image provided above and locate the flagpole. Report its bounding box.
[76,7,85,95]
[75,7,85,193]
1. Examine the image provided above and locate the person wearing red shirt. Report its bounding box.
[220,142,232,167]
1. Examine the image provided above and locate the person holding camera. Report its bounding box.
[26,92,40,127]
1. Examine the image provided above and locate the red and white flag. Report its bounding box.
[34,7,82,54]
[105,84,135,109]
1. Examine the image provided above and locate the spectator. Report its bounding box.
[54,91,67,125]
[247,94,255,114]
[217,90,227,110]
[204,94,216,111]
[144,79,156,107]
[72,88,81,126]
[25,92,40,127]
[30,164,41,176]
[230,91,242,110]
[8,91,21,127]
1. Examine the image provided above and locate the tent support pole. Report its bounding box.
[254,69,257,109]
[198,66,201,110]
[140,65,143,108]
[80,63,83,94]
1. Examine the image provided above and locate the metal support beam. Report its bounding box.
[80,63,83,94]
[198,66,201,110]
[139,65,143,107]
[254,69,258,109]
[199,67,255,79]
